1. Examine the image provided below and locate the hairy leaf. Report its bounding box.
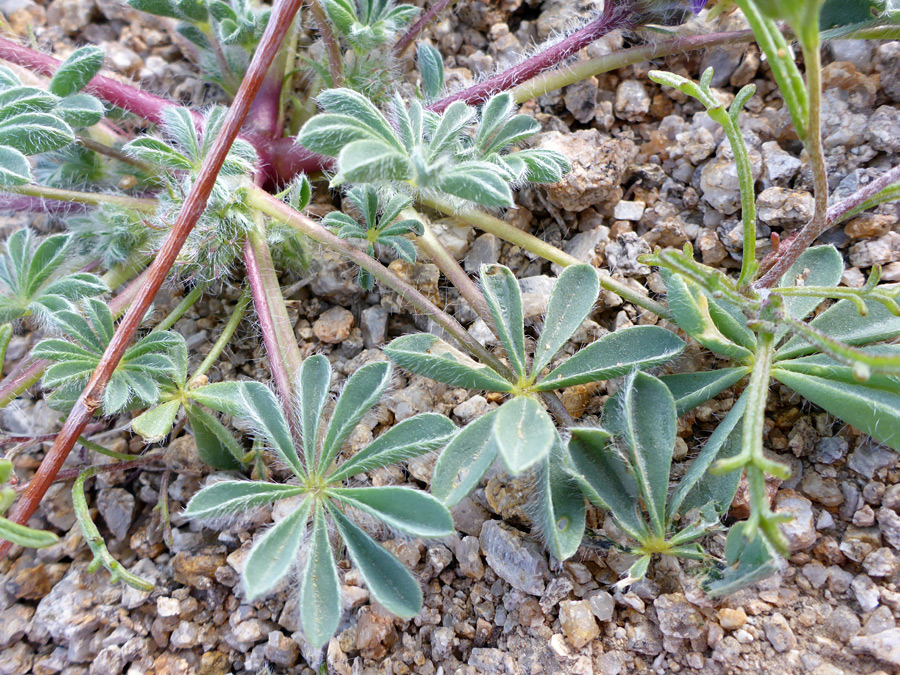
[243,497,312,599]
[660,367,749,416]
[186,403,244,470]
[480,264,527,378]
[494,396,555,474]
[332,486,454,537]
[298,354,331,471]
[300,505,341,648]
[184,480,305,519]
[431,408,500,506]
[385,333,513,391]
[534,435,586,561]
[49,46,105,98]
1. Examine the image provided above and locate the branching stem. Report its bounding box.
[189,290,251,385]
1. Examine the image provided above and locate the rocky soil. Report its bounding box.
[1,1,900,674]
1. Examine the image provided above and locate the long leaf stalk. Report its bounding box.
[247,187,507,374]
[3,184,156,212]
[152,284,207,333]
[428,2,634,113]
[825,163,900,227]
[0,0,305,560]
[306,0,344,87]
[418,195,672,320]
[189,290,251,385]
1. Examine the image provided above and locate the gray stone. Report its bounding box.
[265,631,299,667]
[169,621,201,649]
[431,626,456,661]
[875,42,900,102]
[866,106,900,153]
[775,491,817,551]
[827,604,862,642]
[878,506,900,549]
[864,548,897,577]
[849,232,900,268]
[615,80,650,122]
[851,628,900,666]
[89,645,124,675]
[451,495,490,537]
[360,306,387,349]
[453,395,489,425]
[468,647,516,674]
[605,232,651,275]
[654,594,704,639]
[613,200,645,221]
[849,441,897,478]
[828,566,855,594]
[700,146,763,214]
[757,187,815,229]
[540,576,574,612]
[480,520,548,595]
[852,574,880,612]
[588,590,615,622]
[455,535,485,579]
[802,562,828,589]
[762,613,796,653]
[863,606,896,636]
[564,77,599,124]
[97,488,134,541]
[829,40,873,71]
[465,233,500,272]
[0,604,33,649]
[0,642,33,675]
[812,436,848,464]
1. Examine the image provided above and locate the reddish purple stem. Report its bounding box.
[393,0,456,57]
[427,2,634,113]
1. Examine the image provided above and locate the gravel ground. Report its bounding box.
[2,1,900,674]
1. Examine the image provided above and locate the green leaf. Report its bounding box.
[534,435,586,561]
[775,244,844,341]
[332,486,454,537]
[123,137,194,170]
[55,94,104,128]
[435,163,513,207]
[428,101,475,157]
[0,113,73,155]
[417,43,444,102]
[319,361,392,473]
[317,89,402,150]
[776,299,900,360]
[329,413,456,482]
[475,94,515,149]
[328,503,423,618]
[185,381,244,415]
[322,0,357,33]
[493,397,555,474]
[565,427,646,541]
[775,348,900,391]
[480,114,540,155]
[619,371,675,537]
[660,367,749,416]
[49,46,104,97]
[300,504,341,648]
[663,270,752,360]
[480,264,527,378]
[335,139,410,185]
[128,0,182,19]
[772,368,900,451]
[531,264,600,377]
[243,497,312,599]
[0,86,59,121]
[431,408,500,506]
[534,325,684,391]
[385,333,513,392]
[132,399,180,442]
[298,354,331,471]
[704,523,780,598]
[511,148,570,183]
[0,516,59,548]
[668,393,747,518]
[239,382,304,478]
[820,0,883,29]
[184,480,306,519]
[0,146,31,185]
[296,113,380,156]
[185,403,243,470]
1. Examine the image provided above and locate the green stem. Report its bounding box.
[73,466,155,591]
[802,40,828,237]
[418,195,672,320]
[3,184,157,212]
[0,324,11,372]
[77,437,142,462]
[153,284,206,333]
[248,186,506,373]
[189,289,251,385]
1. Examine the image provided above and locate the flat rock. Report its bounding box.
[851,628,900,665]
[480,520,548,595]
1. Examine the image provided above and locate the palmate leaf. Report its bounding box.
[334,139,411,185]
[434,163,513,207]
[49,46,105,98]
[660,367,749,416]
[328,502,423,618]
[56,94,105,128]
[431,408,500,506]
[297,354,331,470]
[184,480,306,519]
[534,325,684,391]
[417,43,444,102]
[299,504,341,648]
[316,89,402,151]
[385,333,513,392]
[533,434,586,561]
[0,113,73,155]
[185,403,244,470]
[0,146,31,186]
[480,264,527,378]
[493,396,555,474]
[531,264,600,377]
[331,486,454,537]
[243,497,313,599]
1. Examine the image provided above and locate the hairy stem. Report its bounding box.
[393,0,459,57]
[2,184,156,212]
[152,284,206,333]
[189,289,251,385]
[247,186,507,373]
[511,28,755,103]
[825,163,900,226]
[306,0,343,87]
[428,2,633,113]
[0,0,304,560]
[77,135,151,171]
[418,195,672,320]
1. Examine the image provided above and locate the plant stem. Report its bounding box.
[77,436,143,461]
[825,163,900,226]
[511,28,756,103]
[738,331,774,536]
[247,186,507,373]
[0,0,304,560]
[418,195,672,320]
[306,0,343,87]
[152,284,206,333]
[2,184,156,212]
[0,36,202,127]
[245,223,303,401]
[14,456,162,494]
[189,290,251,385]
[428,2,633,113]
[77,135,151,171]
[409,210,493,327]
[393,0,458,57]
